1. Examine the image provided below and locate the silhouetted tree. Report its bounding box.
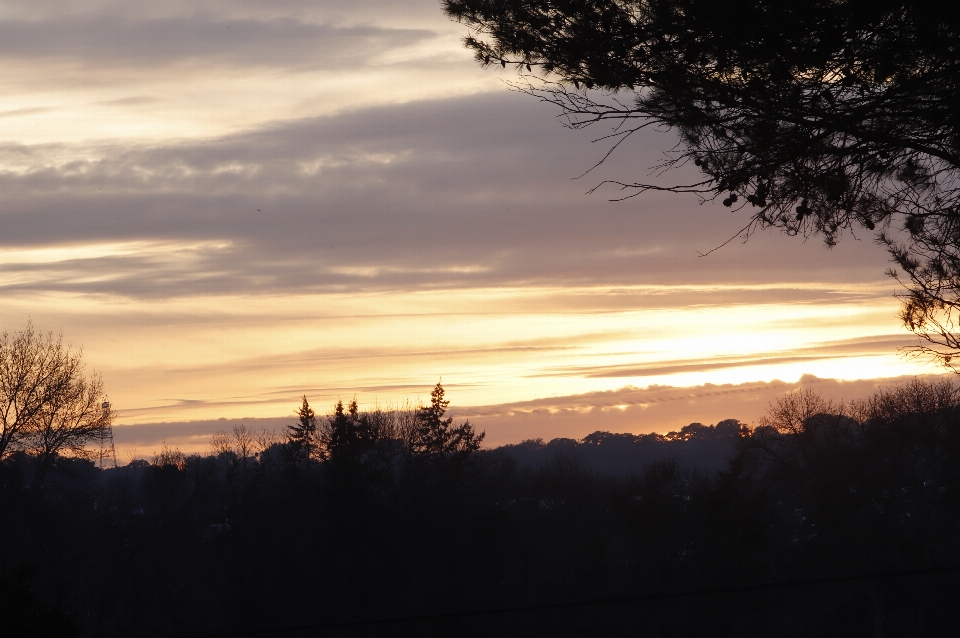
[286,396,318,462]
[0,322,113,487]
[211,424,270,481]
[409,381,484,460]
[444,0,960,366]
[24,374,112,488]
[152,440,186,470]
[321,398,377,462]
[0,321,110,473]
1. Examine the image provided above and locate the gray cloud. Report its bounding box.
[0,14,435,69]
[112,416,293,458]
[0,0,453,25]
[1,92,893,298]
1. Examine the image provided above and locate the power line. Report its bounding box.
[177,562,960,637]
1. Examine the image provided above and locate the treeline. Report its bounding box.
[3,380,960,637]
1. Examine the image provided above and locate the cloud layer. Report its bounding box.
[2,92,894,300]
[0,16,434,69]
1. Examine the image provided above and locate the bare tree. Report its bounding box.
[153,440,187,470]
[232,424,255,468]
[210,430,232,458]
[758,389,841,437]
[849,377,960,424]
[24,372,112,487]
[0,321,110,466]
[746,389,859,484]
[253,427,280,455]
[210,424,263,473]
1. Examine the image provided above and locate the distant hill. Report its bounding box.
[492,420,743,476]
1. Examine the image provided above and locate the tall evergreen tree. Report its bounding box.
[410,381,484,459]
[324,398,375,461]
[286,396,317,462]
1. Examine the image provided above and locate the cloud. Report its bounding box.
[0,14,436,70]
[0,0,452,25]
[0,106,57,118]
[0,92,893,298]
[113,416,292,458]
[543,335,920,378]
[94,96,162,107]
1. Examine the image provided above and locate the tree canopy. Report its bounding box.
[443,0,960,366]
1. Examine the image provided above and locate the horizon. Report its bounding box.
[110,373,949,457]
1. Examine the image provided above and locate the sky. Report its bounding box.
[0,0,949,455]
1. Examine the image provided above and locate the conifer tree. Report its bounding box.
[410,381,484,458]
[324,397,375,461]
[286,396,317,462]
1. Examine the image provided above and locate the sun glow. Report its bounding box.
[0,282,926,427]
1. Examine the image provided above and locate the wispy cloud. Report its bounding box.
[0,106,57,118]
[0,16,435,70]
[539,336,919,378]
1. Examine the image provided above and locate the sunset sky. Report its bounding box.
[0,0,946,454]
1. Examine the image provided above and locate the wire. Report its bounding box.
[177,562,960,637]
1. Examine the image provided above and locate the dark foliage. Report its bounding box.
[408,382,485,461]
[285,396,318,463]
[0,568,79,637]
[502,418,744,475]
[3,380,960,636]
[442,0,960,366]
[324,398,376,461]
